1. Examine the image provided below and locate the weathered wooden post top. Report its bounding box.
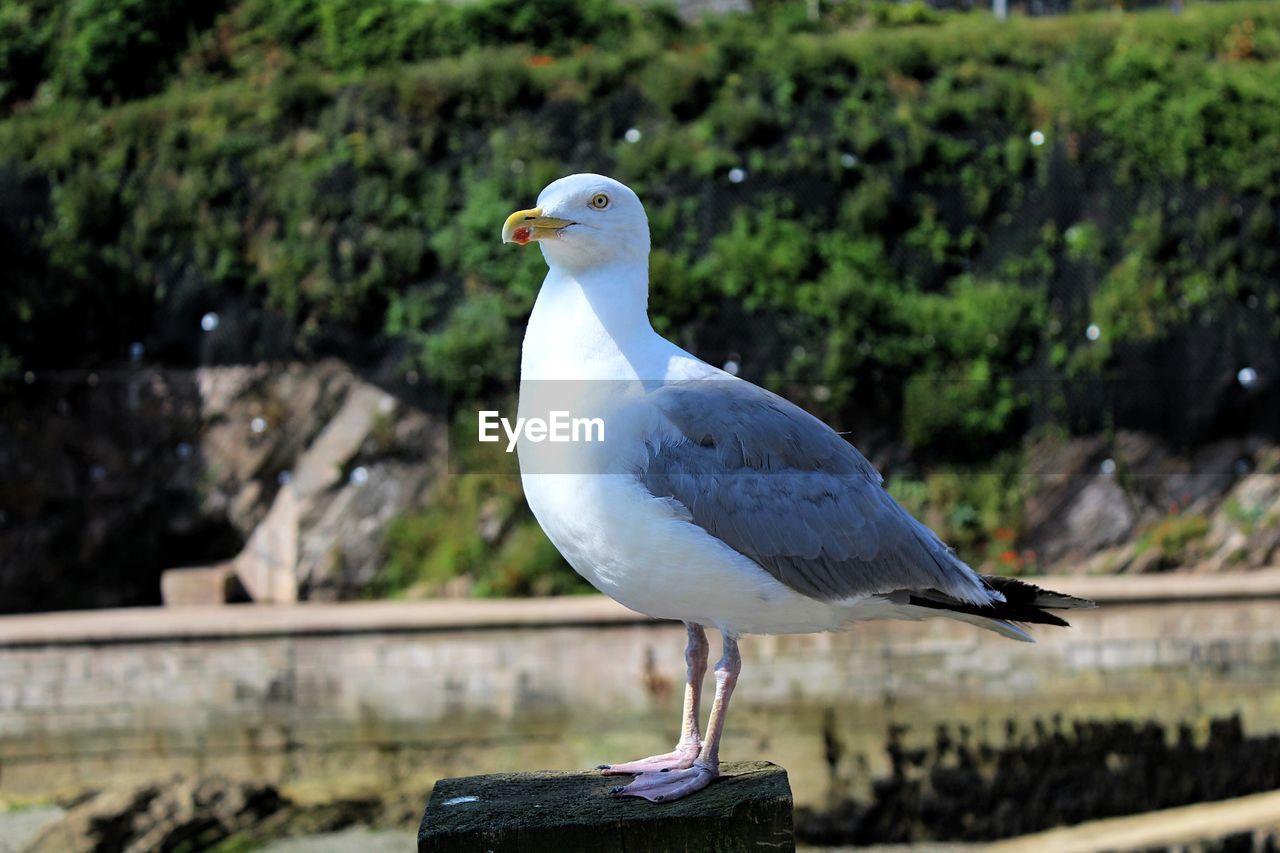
[419,761,794,852]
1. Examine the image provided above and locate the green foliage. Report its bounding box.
[372,416,589,598]
[0,0,226,106]
[1134,513,1211,566]
[1223,496,1267,535]
[0,345,17,378]
[0,0,58,106]
[1,0,679,105]
[873,1,941,27]
[4,0,1277,428]
[898,277,1042,448]
[418,291,520,397]
[58,0,220,101]
[886,450,1029,567]
[903,362,1021,450]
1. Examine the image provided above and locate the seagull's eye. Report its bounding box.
[589,193,610,210]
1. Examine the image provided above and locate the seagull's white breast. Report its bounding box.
[517,266,859,634]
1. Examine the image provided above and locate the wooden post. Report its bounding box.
[419,760,794,852]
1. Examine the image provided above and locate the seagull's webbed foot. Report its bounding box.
[608,762,717,803]
[597,739,701,776]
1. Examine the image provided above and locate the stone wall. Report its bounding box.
[2,573,1279,806]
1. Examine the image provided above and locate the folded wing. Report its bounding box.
[638,378,998,607]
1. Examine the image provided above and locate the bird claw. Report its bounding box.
[608,763,717,803]
[597,743,701,776]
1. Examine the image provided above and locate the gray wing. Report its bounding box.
[638,378,995,605]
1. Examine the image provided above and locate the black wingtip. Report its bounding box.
[984,575,1097,612]
[906,576,1090,629]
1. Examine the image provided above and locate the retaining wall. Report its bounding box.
[2,572,1279,806]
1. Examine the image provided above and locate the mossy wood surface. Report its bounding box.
[419,760,793,852]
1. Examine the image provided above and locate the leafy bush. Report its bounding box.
[1134,513,1211,569]
[0,0,59,106]
[0,0,228,106]
[4,0,1278,448]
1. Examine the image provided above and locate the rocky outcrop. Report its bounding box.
[1199,463,1280,573]
[24,776,288,853]
[192,363,445,596]
[20,775,413,852]
[0,361,444,612]
[1022,432,1279,575]
[176,360,447,602]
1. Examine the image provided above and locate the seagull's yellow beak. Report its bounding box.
[502,207,574,245]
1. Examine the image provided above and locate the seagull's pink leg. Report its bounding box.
[600,623,707,775]
[611,633,741,803]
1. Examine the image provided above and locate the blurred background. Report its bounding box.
[1,0,1278,849]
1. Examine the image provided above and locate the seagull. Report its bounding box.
[500,173,1093,803]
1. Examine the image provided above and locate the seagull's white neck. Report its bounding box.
[521,260,663,381]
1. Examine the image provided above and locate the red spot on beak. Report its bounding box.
[513,226,532,245]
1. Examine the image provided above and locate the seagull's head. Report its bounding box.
[502,173,650,272]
